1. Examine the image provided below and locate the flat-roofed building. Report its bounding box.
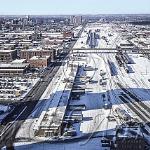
[42,32,64,39]
[20,48,55,62]
[63,31,74,39]
[42,38,63,45]
[0,49,17,62]
[0,63,29,77]
[29,56,51,68]
[11,59,27,64]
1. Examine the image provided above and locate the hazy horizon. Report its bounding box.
[0,0,150,15]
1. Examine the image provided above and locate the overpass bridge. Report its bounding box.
[72,48,150,54]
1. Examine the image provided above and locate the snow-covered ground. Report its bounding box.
[76,54,118,136]
[73,23,120,50]
[0,105,11,122]
[0,105,9,112]
[73,30,89,49]
[11,23,150,149]
[13,53,115,150]
[5,138,108,150]
[16,61,78,140]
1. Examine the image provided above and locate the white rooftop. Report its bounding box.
[0,63,29,68]
[11,59,26,64]
[30,56,50,60]
[0,49,16,53]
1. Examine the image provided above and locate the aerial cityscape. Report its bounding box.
[0,0,150,150]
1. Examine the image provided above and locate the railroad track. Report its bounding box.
[116,82,150,130]
[0,64,61,148]
[0,25,81,149]
[111,55,150,120]
[118,95,149,123]
[117,82,150,115]
[106,54,150,128]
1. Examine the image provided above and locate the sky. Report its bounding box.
[0,0,150,15]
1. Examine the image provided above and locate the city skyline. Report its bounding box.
[0,0,150,15]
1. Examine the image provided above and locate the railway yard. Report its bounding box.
[1,22,150,150]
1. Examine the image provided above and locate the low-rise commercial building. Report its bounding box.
[0,63,29,77]
[42,38,63,45]
[42,32,64,39]
[0,49,17,62]
[29,56,51,68]
[20,48,55,62]
[63,31,74,39]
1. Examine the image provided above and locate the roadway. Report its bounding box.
[72,48,150,54]
[0,25,84,150]
[0,63,60,150]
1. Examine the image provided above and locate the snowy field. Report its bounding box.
[12,52,150,149]
[73,23,120,50]
[10,23,150,150]
[16,61,78,140]
[4,138,108,150]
